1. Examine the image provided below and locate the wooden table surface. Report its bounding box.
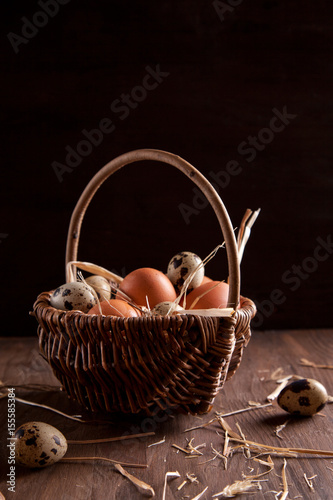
[1,329,332,500]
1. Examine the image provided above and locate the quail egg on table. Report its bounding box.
[14,421,68,468]
[277,377,328,416]
[50,281,98,313]
[167,252,204,294]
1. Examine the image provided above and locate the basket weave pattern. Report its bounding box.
[33,149,256,415]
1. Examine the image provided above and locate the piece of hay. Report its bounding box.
[183,417,217,433]
[177,480,187,491]
[270,367,286,381]
[229,437,333,457]
[303,473,316,492]
[67,431,155,445]
[190,486,209,499]
[212,444,228,468]
[216,403,273,419]
[299,358,333,370]
[280,459,289,500]
[274,419,291,439]
[147,436,166,448]
[267,374,305,402]
[183,403,272,433]
[222,433,231,469]
[172,439,205,457]
[177,473,200,491]
[267,378,292,402]
[236,422,251,458]
[162,471,181,500]
[245,456,274,479]
[218,417,242,440]
[14,396,98,423]
[61,456,147,469]
[237,208,261,264]
[114,463,155,497]
[187,473,199,484]
[186,437,206,455]
[212,478,261,498]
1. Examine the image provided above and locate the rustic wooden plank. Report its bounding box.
[1,330,333,499]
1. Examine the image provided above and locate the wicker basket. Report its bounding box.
[33,149,256,416]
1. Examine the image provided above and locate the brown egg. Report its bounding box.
[119,268,177,308]
[88,299,140,317]
[185,281,229,309]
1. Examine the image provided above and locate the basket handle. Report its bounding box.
[65,149,240,309]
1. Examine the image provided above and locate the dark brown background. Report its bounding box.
[1,0,332,336]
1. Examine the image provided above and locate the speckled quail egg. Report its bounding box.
[167,252,204,294]
[14,421,68,468]
[277,378,328,416]
[152,301,185,316]
[50,281,98,312]
[85,275,112,301]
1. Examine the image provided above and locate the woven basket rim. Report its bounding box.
[33,290,256,321]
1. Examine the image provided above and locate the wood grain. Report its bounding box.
[1,330,333,499]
